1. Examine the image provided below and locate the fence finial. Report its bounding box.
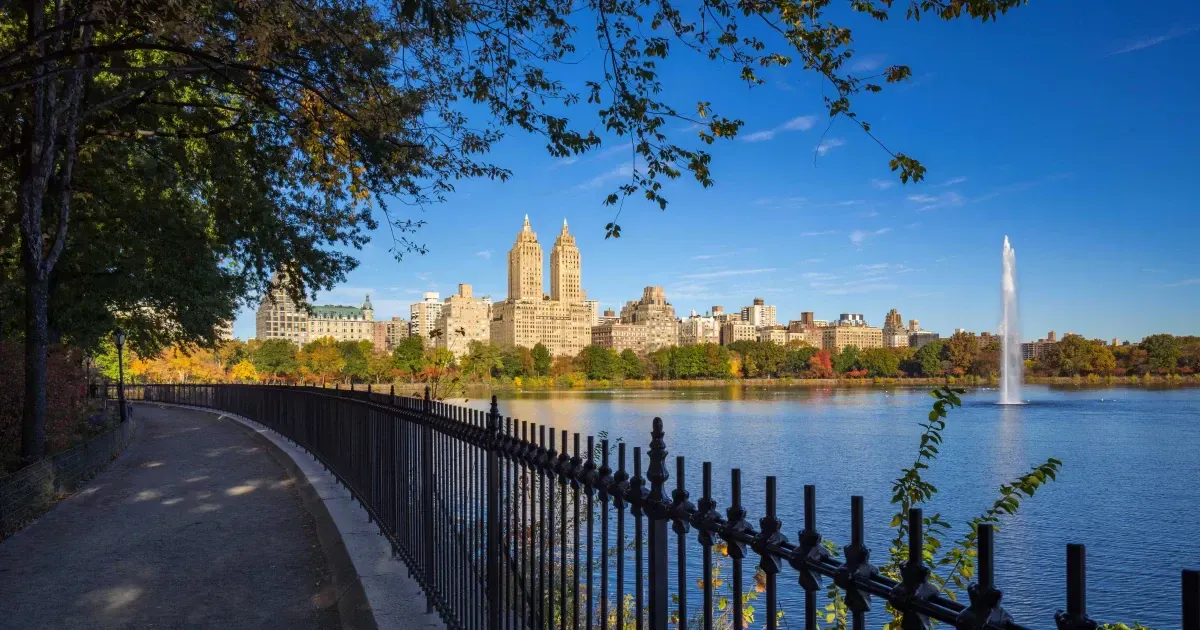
[646,417,669,505]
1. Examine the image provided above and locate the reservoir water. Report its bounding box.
[475,385,1200,627]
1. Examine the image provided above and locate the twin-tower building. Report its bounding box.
[489,216,594,357]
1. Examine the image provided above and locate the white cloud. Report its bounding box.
[742,115,817,142]
[416,272,432,282]
[875,227,892,235]
[577,161,636,190]
[815,138,846,155]
[851,54,886,72]
[475,250,492,260]
[559,156,579,166]
[803,258,825,264]
[934,176,967,187]
[782,115,817,131]
[801,230,838,237]
[743,130,778,143]
[1165,278,1200,288]
[857,263,890,270]
[1142,268,1165,274]
[850,230,866,247]
[803,272,839,280]
[679,268,776,280]
[859,210,879,218]
[908,222,922,228]
[870,178,896,190]
[1110,27,1198,55]
[594,144,632,160]
[913,191,965,212]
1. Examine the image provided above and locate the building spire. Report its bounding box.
[561,218,569,234]
[523,214,531,231]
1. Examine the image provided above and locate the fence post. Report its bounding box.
[646,417,670,630]
[421,386,435,615]
[486,395,502,629]
[1055,543,1095,630]
[1184,570,1198,630]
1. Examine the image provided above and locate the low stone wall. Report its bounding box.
[0,404,137,540]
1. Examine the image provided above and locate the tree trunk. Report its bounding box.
[21,272,49,463]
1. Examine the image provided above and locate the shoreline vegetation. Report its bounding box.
[90,333,1200,399]
[376,373,1200,395]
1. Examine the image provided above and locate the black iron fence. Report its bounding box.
[121,383,1200,630]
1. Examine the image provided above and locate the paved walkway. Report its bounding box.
[0,404,340,628]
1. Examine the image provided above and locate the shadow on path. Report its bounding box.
[0,404,340,629]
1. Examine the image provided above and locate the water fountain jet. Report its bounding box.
[999,236,1023,405]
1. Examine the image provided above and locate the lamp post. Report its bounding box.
[115,328,127,424]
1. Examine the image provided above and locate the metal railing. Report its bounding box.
[121,383,1200,630]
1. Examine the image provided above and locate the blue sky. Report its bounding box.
[233,2,1199,343]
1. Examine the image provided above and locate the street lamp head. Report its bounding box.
[114,327,126,349]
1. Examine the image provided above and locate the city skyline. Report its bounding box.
[231,4,1200,342]
[234,213,1179,345]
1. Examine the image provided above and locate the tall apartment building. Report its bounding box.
[410,292,443,346]
[594,286,679,354]
[711,305,741,325]
[720,320,757,345]
[583,299,601,326]
[490,218,593,357]
[908,319,920,333]
[373,321,389,350]
[823,325,884,352]
[680,311,720,345]
[758,326,788,344]
[882,308,908,348]
[909,330,940,349]
[381,317,410,351]
[1021,332,1058,360]
[436,283,492,357]
[741,298,777,328]
[884,309,903,330]
[838,313,867,327]
[789,328,825,348]
[254,273,377,345]
[787,312,816,332]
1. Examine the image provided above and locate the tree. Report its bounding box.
[215,340,249,374]
[859,348,901,378]
[945,332,981,373]
[251,339,299,382]
[301,338,345,385]
[619,349,645,380]
[338,340,372,383]
[1141,334,1181,374]
[500,346,535,379]
[832,345,861,375]
[783,345,818,376]
[531,343,552,377]
[806,349,834,379]
[462,341,503,380]
[392,336,426,377]
[913,341,945,377]
[229,360,258,383]
[577,345,620,381]
[366,350,394,383]
[3,0,1028,460]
